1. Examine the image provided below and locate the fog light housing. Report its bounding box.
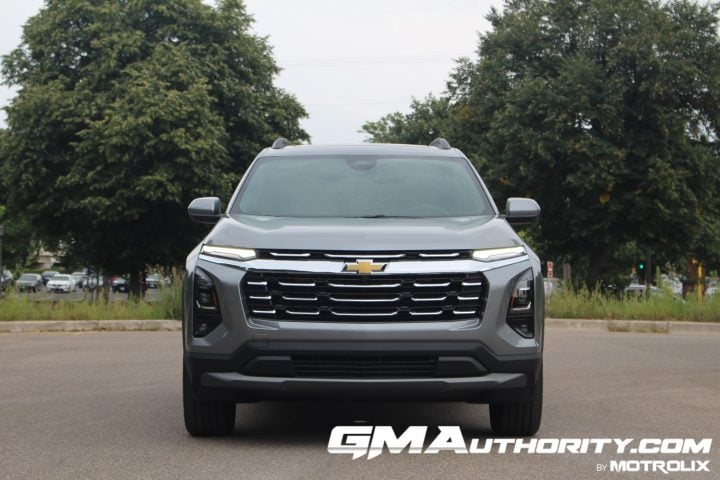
[193,268,221,337]
[507,269,535,338]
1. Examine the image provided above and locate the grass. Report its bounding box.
[546,287,720,322]
[0,278,182,321]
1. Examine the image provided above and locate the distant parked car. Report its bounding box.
[543,278,562,297]
[625,283,661,298]
[111,277,128,293]
[47,274,76,293]
[706,286,718,297]
[660,274,683,297]
[146,274,163,289]
[16,273,43,292]
[86,276,104,291]
[70,271,86,289]
[41,270,60,286]
[1,269,13,290]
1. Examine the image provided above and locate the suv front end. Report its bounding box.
[182,139,544,437]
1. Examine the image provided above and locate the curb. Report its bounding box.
[547,318,720,334]
[0,319,181,333]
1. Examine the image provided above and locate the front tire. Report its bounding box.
[489,367,542,436]
[183,367,235,436]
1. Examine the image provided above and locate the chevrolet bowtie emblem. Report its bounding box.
[344,259,386,275]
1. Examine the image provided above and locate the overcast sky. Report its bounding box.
[0,0,501,144]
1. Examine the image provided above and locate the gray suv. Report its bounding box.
[183,138,544,437]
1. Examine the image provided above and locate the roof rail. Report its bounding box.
[429,138,451,150]
[271,137,290,149]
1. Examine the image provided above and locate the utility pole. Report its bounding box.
[697,263,703,304]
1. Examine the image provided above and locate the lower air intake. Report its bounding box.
[292,355,438,378]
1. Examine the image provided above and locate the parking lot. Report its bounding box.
[0,329,718,480]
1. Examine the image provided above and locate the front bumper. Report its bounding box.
[184,339,541,403]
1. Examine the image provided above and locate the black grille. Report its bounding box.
[242,271,487,321]
[293,355,438,378]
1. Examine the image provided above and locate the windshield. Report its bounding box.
[53,275,70,281]
[20,274,36,280]
[231,156,493,218]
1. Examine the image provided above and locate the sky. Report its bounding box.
[0,0,501,144]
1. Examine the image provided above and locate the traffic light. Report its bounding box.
[638,263,645,271]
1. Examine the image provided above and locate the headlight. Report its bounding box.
[506,268,535,338]
[472,246,526,262]
[193,268,222,338]
[201,245,256,261]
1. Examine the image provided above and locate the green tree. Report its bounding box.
[363,0,720,285]
[361,95,453,145]
[1,0,308,294]
[0,205,39,273]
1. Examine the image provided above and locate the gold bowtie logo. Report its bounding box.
[344,259,386,275]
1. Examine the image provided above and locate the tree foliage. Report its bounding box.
[362,0,720,283]
[1,0,308,288]
[0,204,38,272]
[361,95,453,145]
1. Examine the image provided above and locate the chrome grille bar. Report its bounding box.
[279,281,316,287]
[282,295,318,301]
[409,310,443,316]
[331,311,399,317]
[412,296,448,302]
[328,282,401,288]
[330,296,400,303]
[286,309,320,316]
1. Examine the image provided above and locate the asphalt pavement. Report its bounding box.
[0,330,718,479]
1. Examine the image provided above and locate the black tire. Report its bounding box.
[183,367,235,437]
[489,367,542,437]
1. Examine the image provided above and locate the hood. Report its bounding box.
[203,214,523,251]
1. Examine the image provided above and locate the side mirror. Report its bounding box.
[505,197,540,225]
[188,197,221,224]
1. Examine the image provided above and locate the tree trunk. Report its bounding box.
[587,247,611,288]
[102,274,110,305]
[128,269,146,301]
